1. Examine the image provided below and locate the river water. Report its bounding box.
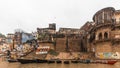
[0,61,120,68]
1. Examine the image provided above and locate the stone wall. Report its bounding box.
[38,37,81,52]
[112,43,120,52]
[56,38,81,52]
[95,42,112,52]
[68,39,80,52]
[56,38,66,52]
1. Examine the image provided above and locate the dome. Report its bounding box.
[93,7,115,24]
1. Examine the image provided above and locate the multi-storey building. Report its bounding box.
[81,7,120,59]
[37,23,82,52]
[37,23,56,42]
[14,29,34,45]
[6,33,14,43]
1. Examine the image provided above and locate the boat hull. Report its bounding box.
[71,60,78,63]
[47,60,55,63]
[56,60,62,63]
[64,61,70,64]
[7,59,18,63]
[17,59,36,64]
[93,60,117,65]
[36,59,47,63]
[105,60,117,65]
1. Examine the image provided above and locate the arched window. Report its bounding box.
[104,32,108,39]
[93,32,95,40]
[98,33,102,40]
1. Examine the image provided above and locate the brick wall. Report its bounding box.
[95,42,112,52]
[38,38,81,52]
[68,39,80,52]
[112,44,120,52]
[56,38,66,52]
[56,38,80,52]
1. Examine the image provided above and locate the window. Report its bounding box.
[98,33,102,40]
[104,32,108,39]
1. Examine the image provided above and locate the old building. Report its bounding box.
[0,33,6,44]
[82,7,120,59]
[80,21,95,52]
[37,23,82,52]
[14,29,23,45]
[35,10,119,53]
[6,33,14,44]
[59,28,81,35]
[21,32,34,43]
[14,29,34,45]
[36,23,56,51]
[55,28,82,52]
[37,23,56,42]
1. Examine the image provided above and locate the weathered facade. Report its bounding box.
[14,29,34,45]
[37,24,82,52]
[80,21,95,52]
[59,28,81,35]
[36,7,120,53]
[37,23,56,42]
[81,7,120,59]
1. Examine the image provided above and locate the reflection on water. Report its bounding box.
[0,61,120,68]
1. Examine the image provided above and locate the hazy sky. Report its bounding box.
[0,0,120,35]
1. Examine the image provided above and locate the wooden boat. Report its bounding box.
[107,60,117,65]
[47,60,55,63]
[90,59,117,65]
[71,60,78,63]
[64,61,70,64]
[56,60,62,63]
[17,58,36,64]
[79,59,90,64]
[96,60,117,65]
[36,59,47,63]
[7,59,18,63]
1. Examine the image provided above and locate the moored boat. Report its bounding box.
[79,59,90,64]
[36,59,47,63]
[107,60,117,65]
[17,58,36,64]
[47,60,55,63]
[56,60,62,63]
[64,61,70,64]
[100,60,117,65]
[7,59,18,62]
[91,60,117,65]
[71,60,78,63]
